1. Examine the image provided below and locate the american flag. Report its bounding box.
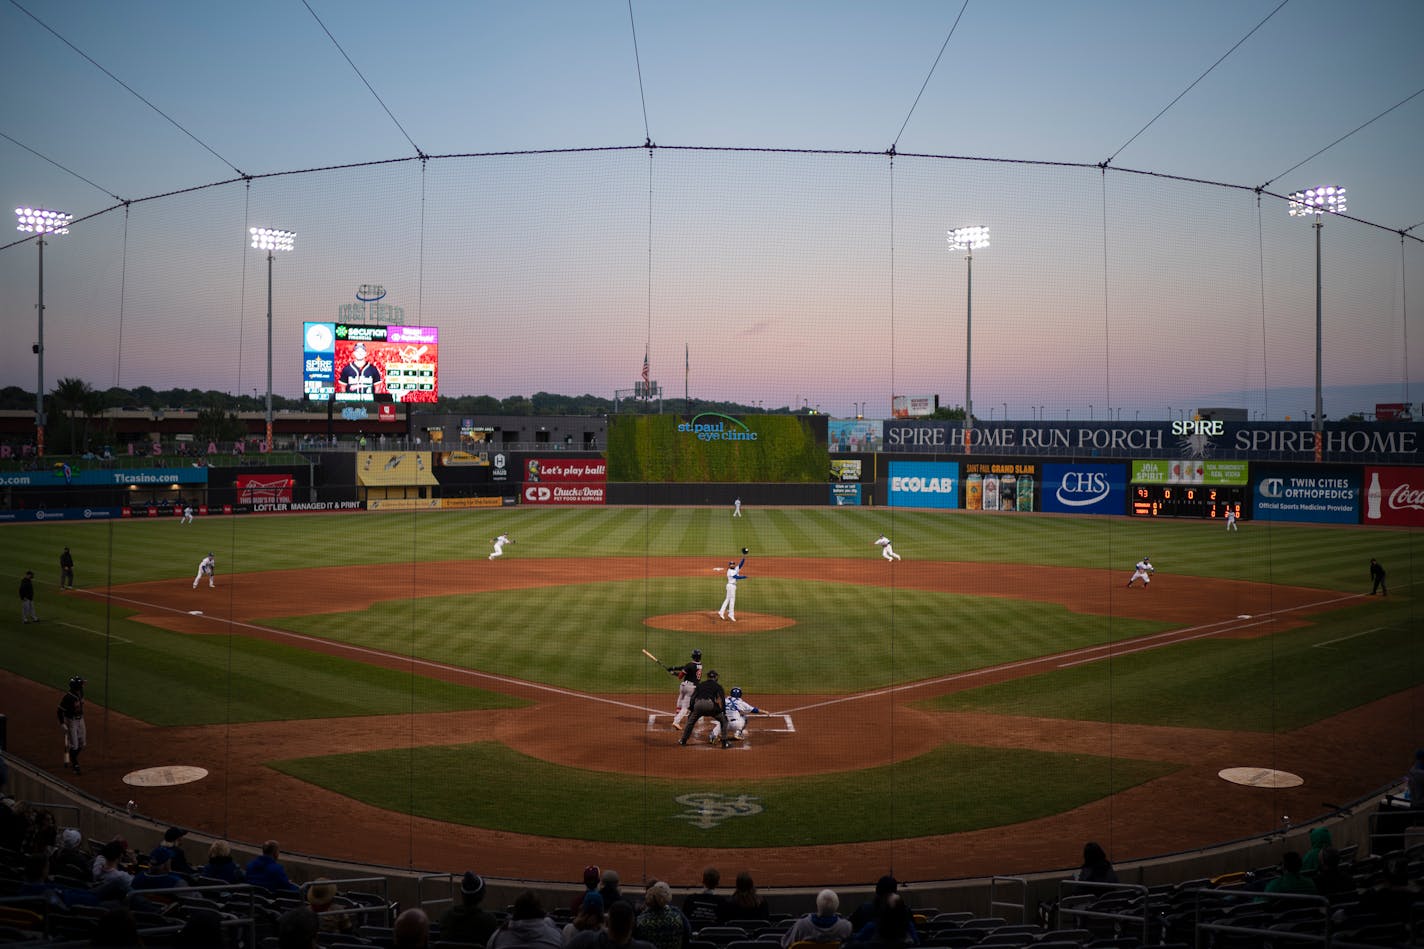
[641,350,650,384]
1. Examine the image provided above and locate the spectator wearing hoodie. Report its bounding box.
[782,889,853,947]
[245,839,300,893]
[488,890,563,949]
[441,871,501,947]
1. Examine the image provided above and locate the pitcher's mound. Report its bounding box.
[645,612,796,633]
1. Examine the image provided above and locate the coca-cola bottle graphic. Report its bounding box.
[1366,472,1382,520]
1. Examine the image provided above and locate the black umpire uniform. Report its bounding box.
[679,671,730,747]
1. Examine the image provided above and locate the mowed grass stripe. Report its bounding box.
[271,740,1177,846]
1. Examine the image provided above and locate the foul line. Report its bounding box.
[1313,627,1383,648]
[58,620,133,645]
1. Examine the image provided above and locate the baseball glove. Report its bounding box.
[742,547,749,555]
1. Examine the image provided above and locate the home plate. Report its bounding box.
[188,610,204,615]
[1237,614,1252,619]
[1219,767,1302,788]
[124,765,209,787]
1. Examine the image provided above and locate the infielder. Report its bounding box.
[489,534,513,560]
[193,552,216,589]
[733,497,742,517]
[668,654,702,731]
[180,505,194,525]
[1126,556,1155,588]
[716,552,748,622]
[875,534,901,561]
[57,675,86,775]
[1225,508,1238,531]
[710,686,762,743]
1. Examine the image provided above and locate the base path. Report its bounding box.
[2,557,1406,887]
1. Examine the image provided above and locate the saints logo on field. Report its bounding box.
[674,792,763,829]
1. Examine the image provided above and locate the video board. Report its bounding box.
[303,322,439,402]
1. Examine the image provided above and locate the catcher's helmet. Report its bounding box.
[691,649,702,661]
[68,675,85,691]
[707,670,719,680]
[730,687,742,698]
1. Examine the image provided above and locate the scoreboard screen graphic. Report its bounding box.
[1130,484,1246,520]
[303,322,439,402]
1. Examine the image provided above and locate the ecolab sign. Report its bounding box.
[1040,464,1126,515]
[887,461,959,509]
[1363,466,1424,527]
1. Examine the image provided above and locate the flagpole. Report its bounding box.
[684,344,689,410]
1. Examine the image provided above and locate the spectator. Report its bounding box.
[488,889,563,949]
[90,907,144,947]
[277,906,320,949]
[440,871,500,946]
[717,871,770,924]
[570,900,656,949]
[18,851,103,909]
[1301,827,1332,874]
[132,847,187,894]
[1312,848,1356,901]
[848,875,900,931]
[1263,851,1318,898]
[91,837,137,883]
[394,907,431,949]
[635,881,690,949]
[245,839,300,892]
[570,865,601,914]
[598,868,625,908]
[161,827,193,874]
[851,893,918,946]
[92,840,135,899]
[782,889,852,947]
[51,826,91,881]
[1076,841,1119,884]
[563,891,605,945]
[681,867,722,929]
[1408,749,1424,808]
[198,840,244,883]
[307,878,354,936]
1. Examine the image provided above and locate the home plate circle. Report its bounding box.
[1218,767,1303,788]
[123,766,209,787]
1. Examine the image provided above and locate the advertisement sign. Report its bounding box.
[367,498,442,512]
[829,419,883,453]
[1040,464,1128,515]
[1362,466,1424,527]
[830,484,862,505]
[521,483,606,505]
[0,467,209,488]
[963,462,1038,512]
[1131,459,1249,485]
[1375,403,1410,421]
[888,396,934,418]
[1252,467,1359,524]
[356,452,438,486]
[526,458,607,482]
[0,507,125,522]
[236,474,295,505]
[830,459,862,482]
[303,321,440,403]
[246,500,363,514]
[887,461,959,509]
[441,497,505,509]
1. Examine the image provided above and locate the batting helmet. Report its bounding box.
[68,675,85,691]
[730,687,742,698]
[691,649,702,661]
[707,670,719,680]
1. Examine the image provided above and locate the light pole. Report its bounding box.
[1289,185,1346,463]
[948,225,989,454]
[1089,403,1094,420]
[1002,401,1007,421]
[249,226,295,451]
[16,207,71,458]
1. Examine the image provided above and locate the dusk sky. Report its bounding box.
[2,0,1420,421]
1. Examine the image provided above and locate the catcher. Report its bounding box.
[710,686,764,743]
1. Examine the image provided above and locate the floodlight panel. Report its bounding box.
[1287,186,1347,217]
[948,225,990,251]
[14,206,72,235]
[249,226,296,252]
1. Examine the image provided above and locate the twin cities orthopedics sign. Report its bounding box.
[887,461,959,508]
[1363,465,1424,527]
[1040,464,1128,515]
[1252,467,1359,524]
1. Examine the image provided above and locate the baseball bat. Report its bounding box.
[643,648,682,677]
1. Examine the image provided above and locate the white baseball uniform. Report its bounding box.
[733,498,742,517]
[711,694,761,741]
[1225,510,1237,531]
[193,554,215,588]
[489,534,511,560]
[717,559,747,621]
[181,505,193,525]
[1127,558,1154,587]
[875,535,901,561]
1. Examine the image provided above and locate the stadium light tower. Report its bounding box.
[15,206,72,458]
[948,225,989,454]
[249,226,295,452]
[1288,185,1346,463]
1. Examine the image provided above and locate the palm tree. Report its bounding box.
[51,377,94,454]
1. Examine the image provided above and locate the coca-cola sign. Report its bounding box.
[1363,466,1424,527]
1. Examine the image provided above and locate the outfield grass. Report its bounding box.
[271,740,1178,846]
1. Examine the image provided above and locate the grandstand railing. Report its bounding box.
[1054,880,1151,944]
[1188,887,1330,947]
[987,875,1027,923]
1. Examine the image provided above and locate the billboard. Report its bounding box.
[830,483,862,505]
[303,321,439,402]
[1363,466,1424,527]
[1040,464,1128,515]
[236,474,295,505]
[829,418,883,453]
[963,461,1038,512]
[527,458,607,482]
[522,483,606,505]
[1252,467,1359,524]
[887,461,959,509]
[1131,459,1249,485]
[891,395,937,418]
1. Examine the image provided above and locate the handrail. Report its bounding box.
[987,876,1026,922]
[1054,880,1150,944]
[1187,887,1329,948]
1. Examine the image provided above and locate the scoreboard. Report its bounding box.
[1130,484,1247,520]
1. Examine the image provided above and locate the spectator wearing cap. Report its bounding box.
[598,868,625,908]
[636,881,691,949]
[563,891,605,945]
[489,889,563,949]
[717,871,770,924]
[162,826,193,874]
[782,889,852,947]
[307,877,355,935]
[245,839,300,893]
[681,867,721,928]
[440,870,500,946]
[198,839,245,883]
[51,826,91,881]
[570,864,601,914]
[849,876,901,931]
[132,846,189,893]
[394,906,431,948]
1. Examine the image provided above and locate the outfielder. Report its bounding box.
[1126,556,1155,588]
[733,497,742,517]
[1225,508,1238,531]
[489,534,513,560]
[710,686,762,743]
[57,675,86,775]
[668,650,703,730]
[716,552,748,622]
[180,505,194,525]
[875,534,901,561]
[193,553,216,589]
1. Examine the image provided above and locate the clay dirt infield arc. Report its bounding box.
[2,557,1409,886]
